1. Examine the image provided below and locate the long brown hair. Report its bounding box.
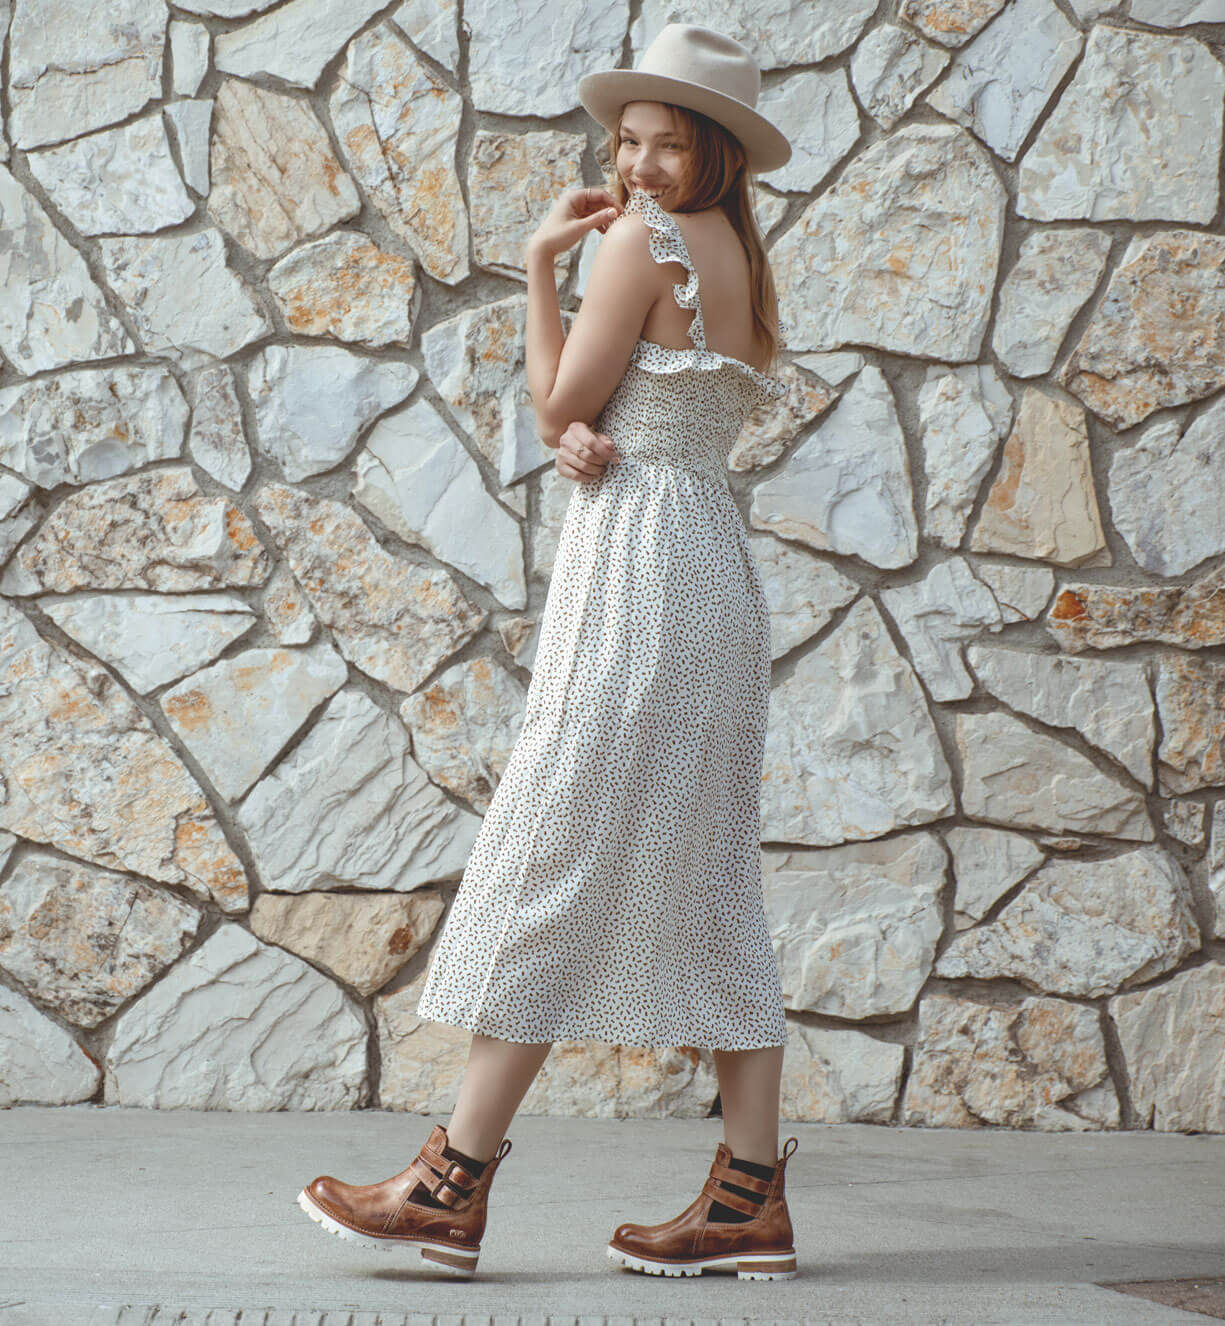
[600,102,782,375]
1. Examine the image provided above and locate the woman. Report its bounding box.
[298,22,801,1283]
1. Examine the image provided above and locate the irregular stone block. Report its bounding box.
[770,124,1005,359]
[969,387,1109,566]
[1108,395,1225,576]
[237,688,481,894]
[187,364,251,492]
[247,344,417,482]
[750,365,918,568]
[518,1042,718,1119]
[958,710,1154,841]
[1111,962,1225,1132]
[926,0,1081,161]
[255,483,485,694]
[8,0,166,148]
[0,851,200,1028]
[161,641,348,801]
[105,924,369,1109]
[991,228,1111,377]
[26,113,193,235]
[0,467,270,596]
[0,474,40,566]
[97,229,271,369]
[727,365,836,474]
[39,592,256,694]
[754,67,861,190]
[422,295,560,486]
[1047,566,1225,653]
[214,0,388,88]
[169,19,210,96]
[749,534,859,661]
[974,562,1055,624]
[0,165,134,374]
[851,23,948,131]
[262,564,316,646]
[470,130,584,282]
[330,23,468,285]
[1210,802,1225,937]
[880,557,1004,702]
[904,991,1115,1129]
[762,598,954,844]
[1131,0,1225,20]
[966,644,1155,787]
[1059,231,1225,430]
[354,399,526,609]
[1018,25,1223,223]
[779,1020,904,1123]
[163,98,213,194]
[251,888,444,997]
[898,0,1007,46]
[498,615,540,671]
[0,365,187,489]
[0,984,100,1106]
[399,657,527,813]
[207,78,360,260]
[374,967,468,1112]
[944,825,1044,930]
[918,364,1013,548]
[391,0,460,70]
[1164,799,1207,850]
[468,0,624,116]
[530,465,573,583]
[267,231,418,349]
[762,834,946,1019]
[1156,653,1225,793]
[937,846,1200,997]
[0,599,249,912]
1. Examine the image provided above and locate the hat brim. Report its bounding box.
[577,69,791,174]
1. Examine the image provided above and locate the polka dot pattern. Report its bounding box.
[413,189,789,1050]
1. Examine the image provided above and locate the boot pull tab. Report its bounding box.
[780,1136,798,1164]
[496,1138,512,1160]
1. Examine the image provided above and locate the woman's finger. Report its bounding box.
[559,449,604,477]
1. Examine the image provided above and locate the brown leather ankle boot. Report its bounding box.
[297,1123,511,1278]
[608,1136,798,1280]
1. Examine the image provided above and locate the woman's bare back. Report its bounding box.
[636,204,776,374]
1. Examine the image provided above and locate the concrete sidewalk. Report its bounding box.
[1,1106,1222,1325]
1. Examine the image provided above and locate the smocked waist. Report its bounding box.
[608,448,728,492]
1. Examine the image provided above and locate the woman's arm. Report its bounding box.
[526,191,662,449]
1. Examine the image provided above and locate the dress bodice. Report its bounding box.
[592,189,788,490]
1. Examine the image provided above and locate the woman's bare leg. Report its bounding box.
[712,1045,785,1167]
[443,1033,553,1161]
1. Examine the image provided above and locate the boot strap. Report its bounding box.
[700,1175,763,1217]
[708,1159,772,1195]
[408,1151,478,1208]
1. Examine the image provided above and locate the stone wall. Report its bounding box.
[0,0,1222,1132]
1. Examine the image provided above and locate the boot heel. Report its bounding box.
[417,1240,480,1277]
[736,1251,798,1280]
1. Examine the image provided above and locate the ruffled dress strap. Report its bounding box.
[622,189,707,350]
[619,187,788,402]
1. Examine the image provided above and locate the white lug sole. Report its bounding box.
[607,1242,797,1280]
[296,1187,479,1278]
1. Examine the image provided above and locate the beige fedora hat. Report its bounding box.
[577,23,791,174]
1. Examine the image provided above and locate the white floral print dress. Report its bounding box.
[414,188,789,1050]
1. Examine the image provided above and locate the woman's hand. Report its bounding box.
[529,186,623,259]
[555,421,620,483]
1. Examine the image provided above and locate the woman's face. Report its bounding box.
[615,101,693,208]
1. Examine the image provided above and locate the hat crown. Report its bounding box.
[636,23,761,111]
